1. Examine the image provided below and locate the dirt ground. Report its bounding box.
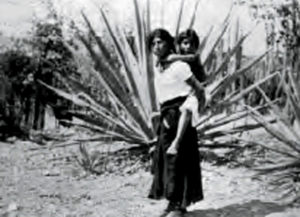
[0,138,300,217]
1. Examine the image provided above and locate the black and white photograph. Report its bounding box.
[1,0,300,216]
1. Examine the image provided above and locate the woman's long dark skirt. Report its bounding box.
[148,97,203,208]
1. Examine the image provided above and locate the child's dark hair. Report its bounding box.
[176,29,200,50]
[147,28,175,52]
[176,29,206,82]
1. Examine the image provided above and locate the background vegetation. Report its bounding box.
[1,0,300,203]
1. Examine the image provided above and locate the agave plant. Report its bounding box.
[42,0,156,146]
[41,0,277,150]
[238,65,300,202]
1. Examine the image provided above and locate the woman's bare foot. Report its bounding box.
[166,210,185,217]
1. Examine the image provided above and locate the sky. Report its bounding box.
[0,0,41,35]
[0,0,266,55]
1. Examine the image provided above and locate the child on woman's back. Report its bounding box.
[166,29,207,155]
[175,29,206,82]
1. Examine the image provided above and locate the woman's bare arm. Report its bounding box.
[167,109,192,155]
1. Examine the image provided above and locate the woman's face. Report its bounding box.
[179,38,197,54]
[151,36,169,59]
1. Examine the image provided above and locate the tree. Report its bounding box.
[29,20,79,129]
[0,49,37,139]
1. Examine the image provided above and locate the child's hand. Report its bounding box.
[205,90,212,108]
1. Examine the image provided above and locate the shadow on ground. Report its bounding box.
[186,200,286,217]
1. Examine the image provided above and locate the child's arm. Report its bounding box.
[163,53,198,64]
[167,109,192,155]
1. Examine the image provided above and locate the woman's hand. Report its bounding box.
[149,145,156,155]
[167,139,179,155]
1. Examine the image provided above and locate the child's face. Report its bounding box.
[179,38,197,54]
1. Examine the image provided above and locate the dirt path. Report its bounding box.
[0,140,298,217]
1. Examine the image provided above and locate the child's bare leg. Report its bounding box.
[167,109,192,155]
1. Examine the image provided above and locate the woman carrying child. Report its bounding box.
[147,28,205,217]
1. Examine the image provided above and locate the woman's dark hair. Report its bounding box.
[147,28,175,52]
[176,29,200,50]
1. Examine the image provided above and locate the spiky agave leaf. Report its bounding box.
[206,30,252,84]
[287,67,300,101]
[68,111,145,141]
[202,21,230,70]
[198,101,276,133]
[145,0,151,34]
[256,85,300,143]
[202,4,233,69]
[174,0,185,37]
[132,0,157,113]
[222,70,280,105]
[188,0,201,29]
[255,160,300,174]
[245,103,300,154]
[284,69,300,125]
[196,100,280,148]
[80,12,127,92]
[210,49,271,99]
[98,9,141,103]
[230,135,299,159]
[198,26,213,57]
[62,122,142,144]
[132,0,144,63]
[100,7,152,114]
[198,107,278,144]
[78,142,91,168]
[132,0,158,114]
[202,121,272,140]
[76,31,129,102]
